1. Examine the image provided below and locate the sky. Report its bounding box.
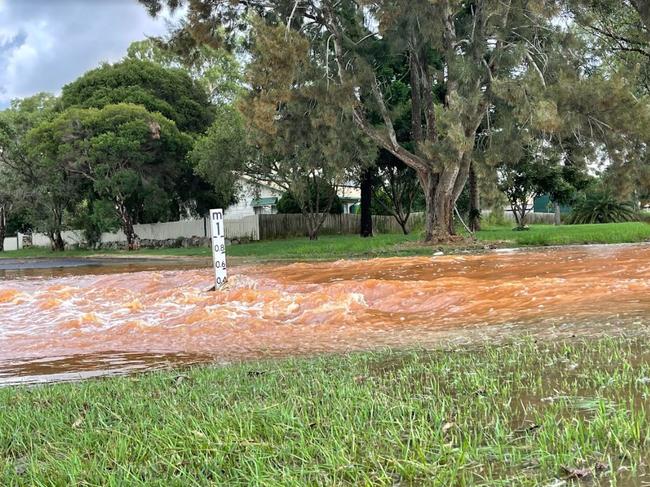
[0,0,177,109]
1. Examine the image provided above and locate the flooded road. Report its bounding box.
[1,244,650,384]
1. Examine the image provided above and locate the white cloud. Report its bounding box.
[0,0,177,108]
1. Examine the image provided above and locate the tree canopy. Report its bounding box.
[61,59,213,134]
[126,39,244,104]
[0,93,68,249]
[27,103,191,249]
[140,0,629,241]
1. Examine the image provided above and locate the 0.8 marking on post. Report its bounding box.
[210,209,227,288]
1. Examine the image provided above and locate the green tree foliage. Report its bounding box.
[126,39,244,104]
[28,104,191,249]
[0,93,73,250]
[569,1,650,95]
[277,183,344,215]
[70,199,121,249]
[242,23,375,239]
[61,58,225,219]
[191,105,247,211]
[497,143,585,230]
[568,188,638,224]
[192,23,375,240]
[371,150,421,235]
[61,59,212,134]
[567,1,650,203]
[138,0,578,242]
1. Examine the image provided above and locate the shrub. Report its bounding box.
[568,190,638,224]
[277,183,343,215]
[483,210,509,227]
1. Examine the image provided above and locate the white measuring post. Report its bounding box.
[209,208,228,289]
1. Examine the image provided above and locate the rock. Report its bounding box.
[96,236,211,250]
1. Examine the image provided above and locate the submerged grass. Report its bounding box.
[2,337,650,485]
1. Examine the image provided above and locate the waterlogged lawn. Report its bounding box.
[2,338,650,485]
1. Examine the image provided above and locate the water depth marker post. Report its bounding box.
[210,208,227,290]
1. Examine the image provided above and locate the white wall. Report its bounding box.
[2,236,19,251]
[16,215,261,250]
[100,219,206,242]
[226,180,281,220]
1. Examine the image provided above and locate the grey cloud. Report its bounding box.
[0,0,175,108]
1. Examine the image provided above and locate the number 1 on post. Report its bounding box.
[209,209,227,289]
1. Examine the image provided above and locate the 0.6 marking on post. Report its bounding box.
[209,209,227,288]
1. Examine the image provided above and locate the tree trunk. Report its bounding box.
[305,211,316,240]
[303,192,336,241]
[398,219,409,235]
[46,206,66,251]
[0,204,6,252]
[117,199,138,250]
[553,202,561,226]
[360,166,373,238]
[469,163,481,232]
[433,189,455,238]
[49,230,65,251]
[418,170,437,242]
[513,203,528,229]
[433,165,460,239]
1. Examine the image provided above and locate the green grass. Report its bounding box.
[476,222,650,246]
[3,222,650,262]
[2,337,650,485]
[0,234,431,262]
[226,233,427,260]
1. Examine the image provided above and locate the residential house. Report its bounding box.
[224,178,361,219]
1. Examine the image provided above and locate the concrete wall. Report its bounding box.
[100,219,207,243]
[20,215,260,249]
[2,236,19,251]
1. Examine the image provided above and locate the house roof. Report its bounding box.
[251,197,278,207]
[340,196,360,203]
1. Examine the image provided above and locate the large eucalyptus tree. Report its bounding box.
[140,0,569,241]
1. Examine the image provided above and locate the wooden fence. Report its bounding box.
[502,211,557,225]
[258,213,425,240]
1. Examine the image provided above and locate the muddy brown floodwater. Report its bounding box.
[2,244,650,385]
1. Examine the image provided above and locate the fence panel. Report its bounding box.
[502,211,557,225]
[258,213,425,240]
[224,215,259,241]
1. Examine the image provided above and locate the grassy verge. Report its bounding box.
[476,221,650,246]
[0,234,432,261]
[2,222,650,261]
[2,337,650,485]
